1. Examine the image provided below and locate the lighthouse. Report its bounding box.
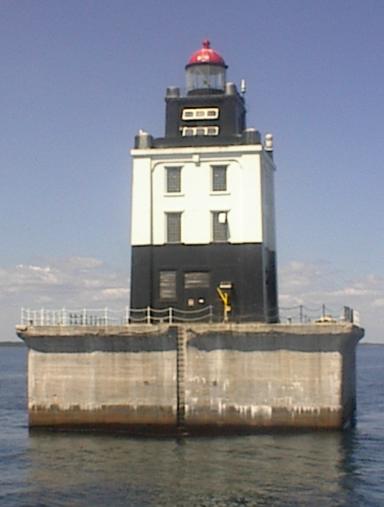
[130,40,278,322]
[16,40,364,434]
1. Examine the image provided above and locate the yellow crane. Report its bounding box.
[216,286,231,322]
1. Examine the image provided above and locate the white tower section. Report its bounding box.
[131,145,276,249]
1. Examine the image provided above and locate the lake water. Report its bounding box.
[0,344,383,506]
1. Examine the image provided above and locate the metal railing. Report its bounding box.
[19,304,360,327]
[278,304,360,326]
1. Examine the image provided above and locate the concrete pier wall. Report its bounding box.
[16,323,364,433]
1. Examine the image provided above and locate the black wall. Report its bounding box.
[165,93,245,137]
[150,91,248,149]
[130,243,278,322]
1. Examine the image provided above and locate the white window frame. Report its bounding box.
[181,126,219,137]
[212,211,229,242]
[211,165,228,192]
[182,107,219,120]
[166,212,182,243]
[165,166,182,193]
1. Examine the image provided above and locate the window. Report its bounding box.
[212,165,227,192]
[206,126,219,135]
[159,271,176,300]
[166,167,181,193]
[184,272,210,289]
[182,110,194,119]
[212,211,229,242]
[207,109,219,118]
[166,212,182,243]
[181,126,219,137]
[182,108,219,120]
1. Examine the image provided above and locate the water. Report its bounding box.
[0,345,383,506]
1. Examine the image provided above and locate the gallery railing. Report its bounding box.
[19,304,360,327]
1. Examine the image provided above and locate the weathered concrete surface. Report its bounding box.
[16,322,364,433]
[21,325,177,432]
[186,333,344,430]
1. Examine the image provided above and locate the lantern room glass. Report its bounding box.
[186,64,226,94]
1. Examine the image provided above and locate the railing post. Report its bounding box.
[104,307,108,325]
[27,308,31,325]
[40,308,44,326]
[299,305,303,323]
[82,308,87,326]
[146,306,151,324]
[62,308,67,326]
[125,306,130,325]
[169,307,173,324]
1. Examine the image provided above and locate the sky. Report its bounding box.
[1,0,383,342]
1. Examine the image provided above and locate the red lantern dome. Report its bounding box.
[185,40,227,94]
[186,40,227,68]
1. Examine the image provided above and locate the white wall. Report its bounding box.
[130,145,276,247]
[130,156,152,245]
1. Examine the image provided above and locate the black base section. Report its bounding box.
[130,243,278,322]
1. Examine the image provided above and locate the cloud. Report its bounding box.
[2,256,382,342]
[279,261,384,341]
[52,256,104,271]
[0,256,130,339]
[91,288,130,301]
[1,258,129,300]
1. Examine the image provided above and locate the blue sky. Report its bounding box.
[1,0,383,341]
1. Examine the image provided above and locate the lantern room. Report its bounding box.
[185,40,227,95]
